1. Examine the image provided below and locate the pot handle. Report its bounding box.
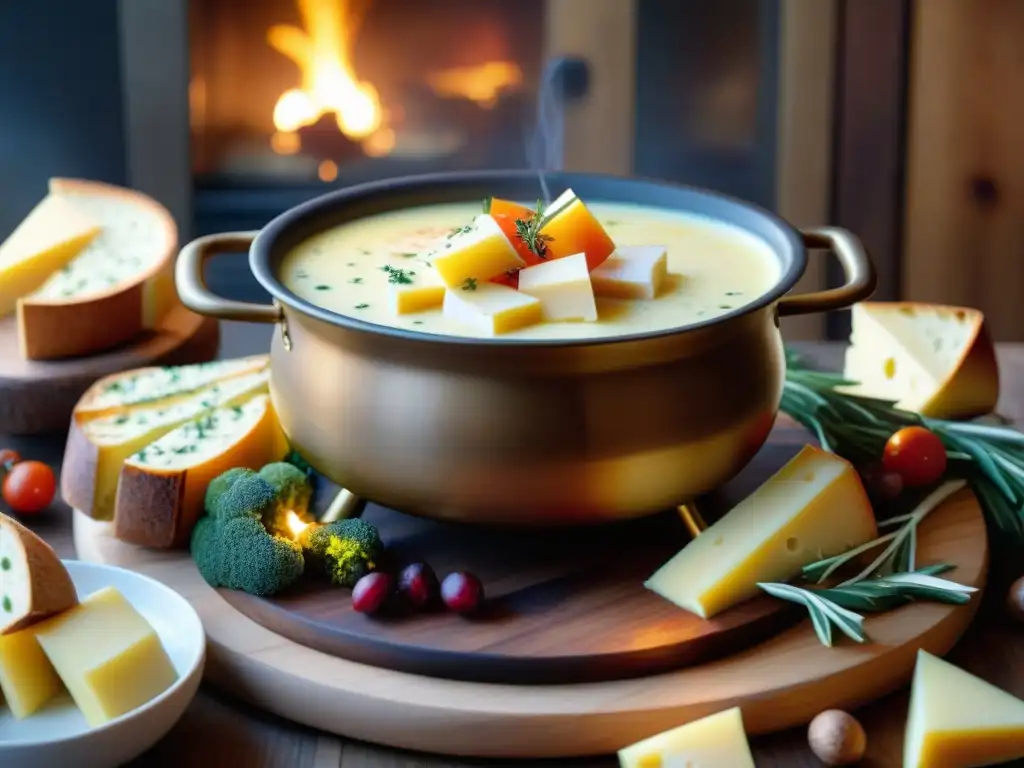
[777,227,877,316]
[175,232,283,324]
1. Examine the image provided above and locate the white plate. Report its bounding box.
[0,560,206,768]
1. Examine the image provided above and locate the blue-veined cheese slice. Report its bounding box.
[113,394,288,548]
[63,368,270,522]
[16,178,180,360]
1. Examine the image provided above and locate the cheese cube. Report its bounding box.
[0,193,100,317]
[35,586,178,727]
[442,283,542,336]
[0,624,64,719]
[517,252,598,322]
[590,245,669,300]
[64,369,270,522]
[429,214,526,288]
[645,445,878,619]
[842,302,999,420]
[388,267,446,315]
[617,707,755,768]
[904,650,1024,768]
[539,188,616,270]
[114,394,287,548]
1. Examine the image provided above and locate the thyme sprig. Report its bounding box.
[512,194,578,259]
[782,349,1024,541]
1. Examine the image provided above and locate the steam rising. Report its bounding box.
[526,60,566,206]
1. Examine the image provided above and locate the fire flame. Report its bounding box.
[268,0,386,151]
[285,510,311,539]
[425,61,523,109]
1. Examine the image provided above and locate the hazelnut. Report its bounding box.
[1006,576,1024,623]
[807,709,866,765]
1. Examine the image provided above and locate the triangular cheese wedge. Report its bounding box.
[645,445,877,619]
[618,707,755,768]
[842,302,999,419]
[113,394,288,548]
[0,192,100,317]
[73,355,268,419]
[16,178,180,360]
[0,514,77,635]
[63,368,270,521]
[904,650,1024,768]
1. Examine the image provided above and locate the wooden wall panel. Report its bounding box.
[904,0,1024,340]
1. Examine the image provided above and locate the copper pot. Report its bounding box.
[175,171,874,526]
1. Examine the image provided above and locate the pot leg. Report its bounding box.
[320,488,366,523]
[677,501,708,539]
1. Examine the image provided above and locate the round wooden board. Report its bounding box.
[71,437,989,758]
[0,306,220,435]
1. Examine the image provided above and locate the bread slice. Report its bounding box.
[0,192,101,318]
[0,514,78,635]
[842,302,999,419]
[113,394,288,549]
[63,368,270,522]
[16,178,179,360]
[73,355,268,421]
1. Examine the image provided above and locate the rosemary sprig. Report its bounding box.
[759,566,977,647]
[782,349,1024,541]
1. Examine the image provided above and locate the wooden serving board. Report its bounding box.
[71,419,990,758]
[0,306,220,435]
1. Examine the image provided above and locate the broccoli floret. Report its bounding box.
[204,467,257,513]
[190,473,305,596]
[303,519,383,587]
[258,462,314,537]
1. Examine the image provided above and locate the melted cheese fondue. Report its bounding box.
[279,201,780,341]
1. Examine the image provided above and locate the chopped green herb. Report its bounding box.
[347,262,356,267]
[382,265,414,285]
[604,219,620,226]
[398,252,418,258]
[725,291,743,296]
[448,223,474,238]
[113,414,130,425]
[315,284,332,291]
[514,199,555,259]
[1,557,10,571]
[354,303,370,310]
[2,596,9,613]
[349,277,363,284]
[413,320,424,325]
[482,196,492,213]
[719,304,733,310]
[462,277,478,291]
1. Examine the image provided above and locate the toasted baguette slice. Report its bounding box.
[0,192,100,317]
[73,355,268,421]
[0,514,78,635]
[842,302,999,419]
[16,178,179,360]
[63,368,271,521]
[113,394,288,549]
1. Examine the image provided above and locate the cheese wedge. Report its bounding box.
[113,394,288,548]
[0,514,78,635]
[442,283,542,336]
[429,214,526,288]
[539,188,616,270]
[36,586,178,728]
[16,178,180,360]
[591,245,669,300]
[617,707,755,768]
[905,650,1024,767]
[0,621,65,719]
[517,252,598,322]
[63,369,270,521]
[73,355,268,420]
[842,302,999,420]
[0,192,100,317]
[645,445,878,619]
[388,266,446,315]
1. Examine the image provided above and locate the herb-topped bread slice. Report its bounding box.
[0,191,101,318]
[113,394,288,549]
[63,368,270,522]
[0,514,78,635]
[74,355,268,420]
[15,178,180,360]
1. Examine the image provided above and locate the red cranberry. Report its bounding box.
[397,562,439,609]
[858,461,903,501]
[352,572,391,614]
[441,571,483,614]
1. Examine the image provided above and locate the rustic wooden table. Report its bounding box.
[6,325,1024,768]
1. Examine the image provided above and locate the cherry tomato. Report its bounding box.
[883,426,948,488]
[0,449,21,471]
[2,460,56,515]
